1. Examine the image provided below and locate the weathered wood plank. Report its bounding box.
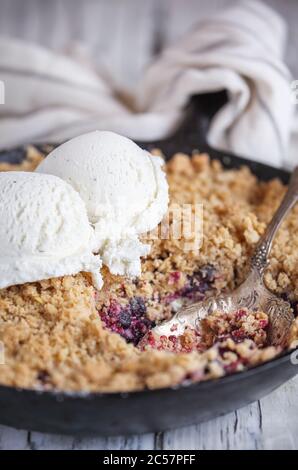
[259,375,298,450]
[161,402,262,450]
[0,425,28,450]
[24,431,155,450]
[73,433,154,450]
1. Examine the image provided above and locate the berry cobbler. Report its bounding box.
[0,146,297,392]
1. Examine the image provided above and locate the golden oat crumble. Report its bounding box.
[0,146,297,392]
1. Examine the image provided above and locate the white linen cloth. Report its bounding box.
[0,0,296,167]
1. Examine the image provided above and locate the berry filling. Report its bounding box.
[99,265,217,345]
[99,297,154,345]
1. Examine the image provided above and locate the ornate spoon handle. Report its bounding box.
[252,166,298,274]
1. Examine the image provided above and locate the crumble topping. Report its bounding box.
[0,146,297,392]
[140,308,269,354]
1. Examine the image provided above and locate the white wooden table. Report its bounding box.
[0,0,298,450]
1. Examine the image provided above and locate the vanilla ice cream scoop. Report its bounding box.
[36,131,169,277]
[0,172,102,289]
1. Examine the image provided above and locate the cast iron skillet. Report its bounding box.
[0,93,297,436]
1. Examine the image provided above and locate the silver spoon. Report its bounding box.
[147,167,298,348]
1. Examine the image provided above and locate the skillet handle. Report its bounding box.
[137,91,228,160]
